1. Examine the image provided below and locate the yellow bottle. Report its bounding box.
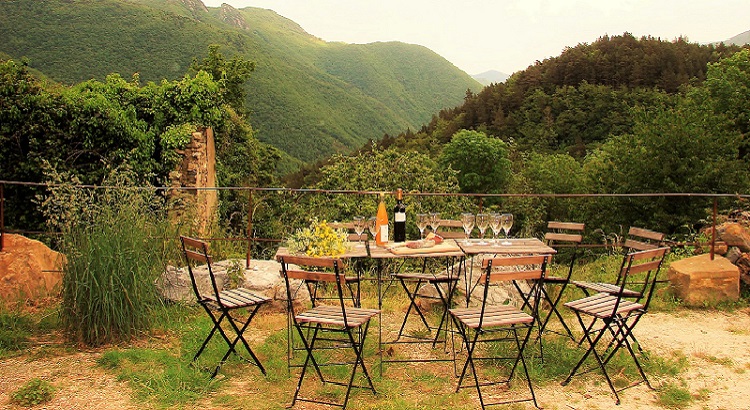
[375,193,389,246]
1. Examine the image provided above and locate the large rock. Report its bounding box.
[716,223,750,252]
[0,234,65,302]
[158,258,308,310]
[667,254,739,306]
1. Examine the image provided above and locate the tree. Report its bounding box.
[190,44,255,115]
[698,49,750,158]
[583,97,747,232]
[438,130,512,194]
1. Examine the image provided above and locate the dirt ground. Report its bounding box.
[1,308,750,410]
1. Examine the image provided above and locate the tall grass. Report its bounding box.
[40,166,172,346]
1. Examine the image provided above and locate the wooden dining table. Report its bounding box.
[457,238,557,307]
[274,236,555,371]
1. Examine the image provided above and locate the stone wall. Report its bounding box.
[167,127,218,237]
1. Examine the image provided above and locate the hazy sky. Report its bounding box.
[201,0,750,75]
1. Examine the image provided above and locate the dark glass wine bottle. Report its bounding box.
[393,188,406,242]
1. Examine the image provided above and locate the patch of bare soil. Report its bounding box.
[1,309,750,410]
[539,308,750,410]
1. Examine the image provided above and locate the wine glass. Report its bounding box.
[489,212,502,245]
[366,216,377,241]
[476,213,489,245]
[460,213,475,244]
[416,213,429,239]
[429,212,441,236]
[353,216,365,247]
[500,213,514,245]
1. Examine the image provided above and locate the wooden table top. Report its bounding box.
[458,238,556,255]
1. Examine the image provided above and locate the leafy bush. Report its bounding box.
[10,378,55,407]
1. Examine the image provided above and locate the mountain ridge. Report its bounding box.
[0,0,480,170]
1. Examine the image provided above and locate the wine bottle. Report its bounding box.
[375,193,389,246]
[393,188,406,242]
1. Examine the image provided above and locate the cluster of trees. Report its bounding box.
[0,48,279,233]
[3,33,750,245]
[294,36,750,237]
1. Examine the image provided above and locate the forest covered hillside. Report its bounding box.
[0,0,480,170]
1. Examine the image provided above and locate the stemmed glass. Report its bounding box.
[429,212,441,236]
[489,213,502,245]
[353,216,365,247]
[460,213,475,244]
[366,217,377,242]
[476,213,489,245]
[416,213,429,240]
[500,213,514,245]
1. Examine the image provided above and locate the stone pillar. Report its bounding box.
[167,127,218,237]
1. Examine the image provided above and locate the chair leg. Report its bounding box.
[511,324,539,409]
[342,322,377,409]
[193,306,224,362]
[219,305,266,376]
[563,313,621,405]
[539,283,575,340]
[291,324,322,407]
[395,278,431,340]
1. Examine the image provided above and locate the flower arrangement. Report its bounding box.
[286,219,349,257]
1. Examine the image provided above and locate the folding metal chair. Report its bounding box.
[180,236,270,378]
[391,258,460,347]
[279,255,379,409]
[449,254,550,409]
[562,247,669,404]
[436,219,468,240]
[538,221,584,340]
[278,253,362,371]
[573,226,665,301]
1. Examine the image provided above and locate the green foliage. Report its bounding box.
[0,0,479,165]
[698,48,750,156]
[438,130,511,194]
[40,167,170,346]
[583,96,747,232]
[190,44,255,114]
[97,347,216,406]
[10,378,55,407]
[655,381,695,409]
[0,307,33,354]
[1,50,280,233]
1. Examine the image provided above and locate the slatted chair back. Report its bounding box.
[544,221,585,279]
[616,227,666,288]
[624,226,665,252]
[617,247,669,311]
[478,255,550,328]
[279,255,350,318]
[436,219,466,239]
[181,235,222,305]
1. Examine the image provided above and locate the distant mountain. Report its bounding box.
[0,0,480,170]
[472,70,510,85]
[724,29,750,46]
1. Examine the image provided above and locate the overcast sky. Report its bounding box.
[201,0,750,75]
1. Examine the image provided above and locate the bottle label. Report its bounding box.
[395,212,406,222]
[380,225,389,242]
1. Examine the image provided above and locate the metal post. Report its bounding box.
[710,197,717,261]
[246,189,254,269]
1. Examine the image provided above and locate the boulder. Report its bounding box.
[717,223,750,252]
[667,254,739,306]
[0,234,65,302]
[158,258,308,310]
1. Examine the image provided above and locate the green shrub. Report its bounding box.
[40,166,171,346]
[10,378,55,407]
